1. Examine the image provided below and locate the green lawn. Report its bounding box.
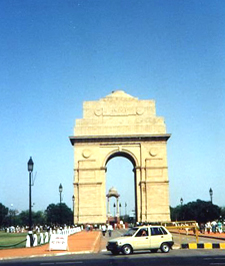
[0,231,27,249]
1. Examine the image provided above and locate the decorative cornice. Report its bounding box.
[134,166,168,170]
[139,181,169,184]
[74,182,102,186]
[69,134,171,145]
[75,168,106,171]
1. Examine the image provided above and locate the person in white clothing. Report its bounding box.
[102,224,106,236]
[108,224,113,237]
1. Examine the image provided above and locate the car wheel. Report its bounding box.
[122,244,133,255]
[150,249,158,253]
[160,243,170,253]
[111,250,119,255]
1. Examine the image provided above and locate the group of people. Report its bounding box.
[101,224,113,237]
[200,221,223,234]
[5,225,25,233]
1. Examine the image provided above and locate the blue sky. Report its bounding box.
[0,0,224,216]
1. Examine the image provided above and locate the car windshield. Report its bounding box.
[123,227,139,236]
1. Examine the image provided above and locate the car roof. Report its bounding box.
[133,225,165,229]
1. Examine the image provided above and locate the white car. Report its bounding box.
[106,225,174,255]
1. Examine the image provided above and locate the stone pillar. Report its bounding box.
[107,197,110,216]
[99,167,107,223]
[73,169,79,224]
[135,167,141,222]
[116,197,119,217]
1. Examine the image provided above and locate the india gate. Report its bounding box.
[69,90,171,224]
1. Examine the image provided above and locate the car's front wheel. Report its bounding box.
[122,244,133,255]
[160,243,170,253]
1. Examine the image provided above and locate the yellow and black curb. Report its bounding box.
[181,243,225,249]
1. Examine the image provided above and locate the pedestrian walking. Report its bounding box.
[200,223,205,234]
[211,221,217,233]
[108,224,113,237]
[102,224,106,236]
[206,221,212,234]
[217,221,222,233]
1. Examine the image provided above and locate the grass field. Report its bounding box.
[0,231,27,249]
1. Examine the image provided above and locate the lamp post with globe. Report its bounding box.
[27,157,34,246]
[59,184,63,226]
[209,188,213,203]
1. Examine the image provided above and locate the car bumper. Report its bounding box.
[106,243,122,253]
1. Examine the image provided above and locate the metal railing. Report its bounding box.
[161,221,199,243]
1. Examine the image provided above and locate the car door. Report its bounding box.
[150,227,167,249]
[132,227,151,250]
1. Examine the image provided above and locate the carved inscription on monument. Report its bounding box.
[95,107,145,116]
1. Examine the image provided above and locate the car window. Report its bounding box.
[160,227,168,235]
[135,228,149,237]
[150,227,164,236]
[124,227,138,236]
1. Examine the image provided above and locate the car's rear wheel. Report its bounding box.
[122,244,133,255]
[160,243,170,253]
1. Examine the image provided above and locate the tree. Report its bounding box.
[17,210,29,226]
[14,210,47,227]
[170,199,221,223]
[33,211,46,225]
[0,203,8,226]
[45,203,73,226]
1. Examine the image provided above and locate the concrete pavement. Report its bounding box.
[0,230,102,261]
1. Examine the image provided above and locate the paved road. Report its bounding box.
[1,251,225,266]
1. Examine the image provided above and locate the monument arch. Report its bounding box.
[104,149,138,168]
[70,90,171,224]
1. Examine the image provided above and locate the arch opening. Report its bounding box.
[105,152,137,224]
[105,151,137,168]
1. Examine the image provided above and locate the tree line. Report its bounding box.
[1,199,225,228]
[170,199,225,223]
[0,203,73,228]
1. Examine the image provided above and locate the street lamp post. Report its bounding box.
[180,198,184,221]
[59,184,63,226]
[209,188,213,203]
[180,198,183,206]
[27,157,34,247]
[72,195,75,225]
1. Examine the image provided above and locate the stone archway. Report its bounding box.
[69,90,171,224]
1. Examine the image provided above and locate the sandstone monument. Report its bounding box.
[70,90,171,224]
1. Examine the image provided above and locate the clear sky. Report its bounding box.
[0,0,224,216]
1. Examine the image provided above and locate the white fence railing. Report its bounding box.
[26,227,81,248]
